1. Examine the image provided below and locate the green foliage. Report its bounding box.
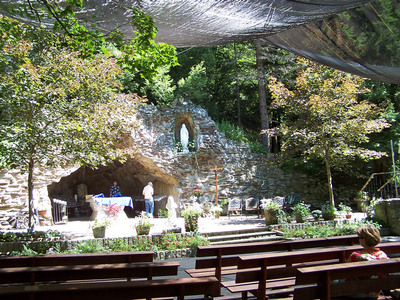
[3,4,178,81]
[262,201,281,211]
[157,209,169,218]
[134,213,153,234]
[217,120,249,143]
[90,218,110,230]
[0,230,64,242]
[0,17,142,228]
[181,204,203,218]
[276,220,380,239]
[338,203,352,215]
[19,244,39,256]
[140,66,176,106]
[293,202,310,222]
[311,210,322,220]
[268,58,391,206]
[176,62,209,104]
[70,240,107,254]
[108,238,137,252]
[337,0,400,65]
[321,202,338,220]
[121,9,178,80]
[132,236,157,251]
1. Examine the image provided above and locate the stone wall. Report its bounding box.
[0,102,358,229]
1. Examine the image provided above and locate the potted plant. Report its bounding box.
[37,201,50,216]
[219,198,228,216]
[134,212,153,235]
[293,202,310,223]
[311,210,322,221]
[181,203,203,232]
[90,218,110,238]
[192,185,203,201]
[354,191,370,212]
[321,202,337,220]
[338,203,352,219]
[210,205,223,218]
[262,201,285,225]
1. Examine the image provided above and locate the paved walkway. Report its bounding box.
[40,214,267,240]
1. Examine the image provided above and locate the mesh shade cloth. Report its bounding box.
[1,0,399,83]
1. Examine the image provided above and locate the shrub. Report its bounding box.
[70,240,107,254]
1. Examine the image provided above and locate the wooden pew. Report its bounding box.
[293,258,400,300]
[0,251,154,268]
[186,235,359,283]
[229,242,400,300]
[0,276,220,300]
[0,261,179,286]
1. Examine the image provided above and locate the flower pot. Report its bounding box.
[38,210,46,217]
[295,212,306,223]
[345,214,352,219]
[92,226,106,238]
[184,216,199,232]
[136,227,151,235]
[264,210,278,225]
[322,212,335,221]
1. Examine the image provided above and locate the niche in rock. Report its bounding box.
[47,157,177,217]
[175,114,196,153]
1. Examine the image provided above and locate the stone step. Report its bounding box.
[207,230,277,242]
[210,234,284,245]
[203,226,272,237]
[201,226,285,245]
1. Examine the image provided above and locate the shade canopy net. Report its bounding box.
[0,0,399,83]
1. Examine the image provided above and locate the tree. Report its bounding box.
[0,17,140,228]
[3,1,178,81]
[268,58,391,206]
[256,40,270,151]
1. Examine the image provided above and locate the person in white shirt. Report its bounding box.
[142,182,154,217]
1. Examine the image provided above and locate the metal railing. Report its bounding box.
[360,171,400,199]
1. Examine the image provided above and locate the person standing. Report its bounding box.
[109,181,121,197]
[142,182,154,217]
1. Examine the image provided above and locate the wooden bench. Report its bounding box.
[0,251,154,268]
[230,242,400,300]
[293,257,400,300]
[0,261,179,286]
[0,276,220,300]
[187,235,359,283]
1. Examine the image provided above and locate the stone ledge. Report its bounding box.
[0,236,197,259]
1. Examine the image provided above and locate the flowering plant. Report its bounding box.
[354,191,369,202]
[181,203,203,219]
[135,212,153,235]
[90,218,110,229]
[193,185,203,197]
[107,203,123,218]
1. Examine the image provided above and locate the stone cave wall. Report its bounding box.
[0,101,359,229]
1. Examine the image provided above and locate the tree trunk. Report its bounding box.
[234,43,242,127]
[28,156,35,229]
[255,39,269,152]
[324,154,335,207]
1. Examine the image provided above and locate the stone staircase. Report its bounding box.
[203,227,285,245]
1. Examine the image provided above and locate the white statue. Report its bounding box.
[180,124,189,153]
[166,196,177,220]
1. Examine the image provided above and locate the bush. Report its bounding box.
[276,220,380,239]
[70,240,107,254]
